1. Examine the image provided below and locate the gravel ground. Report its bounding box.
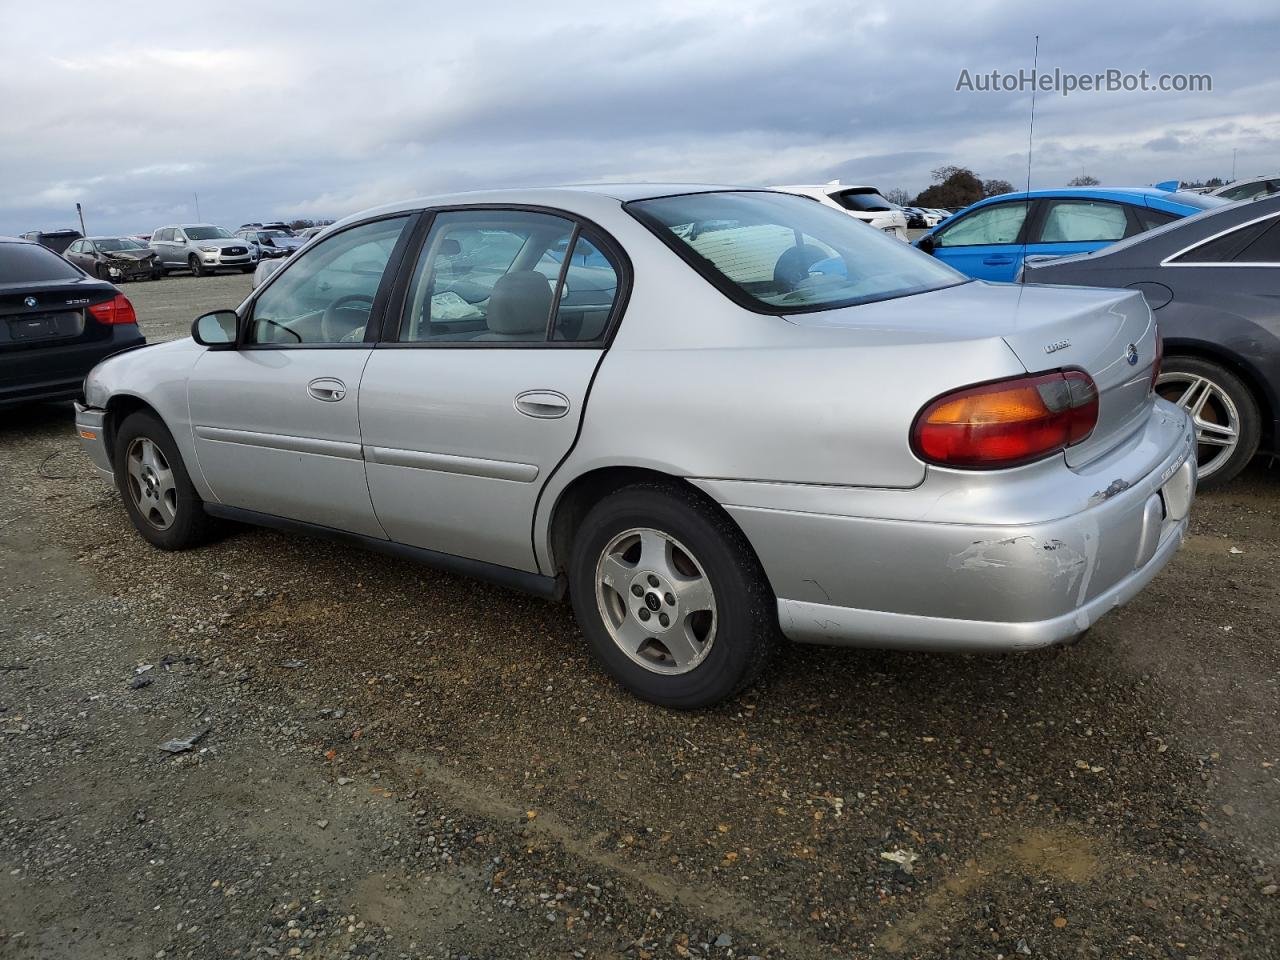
[1,276,1278,958]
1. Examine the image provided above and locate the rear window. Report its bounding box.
[1168,191,1230,211]
[0,242,84,283]
[628,190,965,313]
[831,189,893,212]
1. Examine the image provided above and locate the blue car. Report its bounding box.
[915,185,1227,282]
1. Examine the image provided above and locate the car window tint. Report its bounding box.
[1134,207,1177,231]
[1233,218,1280,262]
[1038,200,1128,243]
[549,233,620,342]
[0,242,84,282]
[1174,219,1273,263]
[399,210,574,343]
[935,202,1030,247]
[247,216,409,345]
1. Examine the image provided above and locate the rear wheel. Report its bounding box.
[569,483,776,709]
[1156,356,1260,489]
[189,255,205,277]
[113,410,213,550]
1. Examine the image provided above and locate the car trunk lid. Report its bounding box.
[0,279,115,352]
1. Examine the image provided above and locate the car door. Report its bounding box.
[152,228,175,266]
[1023,198,1132,264]
[359,208,626,572]
[187,213,417,537]
[926,200,1033,281]
[64,240,90,272]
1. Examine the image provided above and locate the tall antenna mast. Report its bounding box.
[1026,34,1040,193]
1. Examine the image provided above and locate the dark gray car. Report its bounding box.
[1022,194,1280,487]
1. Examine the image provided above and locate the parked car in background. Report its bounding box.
[1021,193,1280,487]
[235,228,304,259]
[64,236,163,282]
[1,236,144,408]
[77,185,1192,708]
[770,182,909,240]
[915,186,1227,282]
[1210,175,1280,203]
[296,225,327,240]
[20,229,82,254]
[238,221,297,236]
[150,224,258,276]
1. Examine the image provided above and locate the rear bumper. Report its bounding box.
[74,403,114,480]
[0,327,146,409]
[703,400,1196,652]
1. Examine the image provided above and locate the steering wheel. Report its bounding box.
[321,294,374,343]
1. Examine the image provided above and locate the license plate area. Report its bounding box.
[7,311,82,342]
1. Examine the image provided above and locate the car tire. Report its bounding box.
[94,263,108,280]
[113,410,213,551]
[189,255,205,277]
[1156,356,1260,489]
[241,265,255,274]
[568,482,777,709]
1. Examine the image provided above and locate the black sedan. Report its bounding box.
[0,237,145,409]
[1022,194,1280,487]
[64,236,163,282]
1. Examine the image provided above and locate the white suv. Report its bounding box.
[150,224,258,277]
[770,182,909,240]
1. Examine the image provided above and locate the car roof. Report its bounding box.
[976,186,1214,204]
[773,183,878,192]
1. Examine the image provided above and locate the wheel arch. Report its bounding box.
[543,465,775,594]
[102,393,162,469]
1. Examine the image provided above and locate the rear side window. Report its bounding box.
[1232,219,1280,262]
[1173,219,1274,263]
[1134,207,1177,231]
[0,242,84,282]
[831,189,893,212]
[1037,200,1128,243]
[549,234,620,342]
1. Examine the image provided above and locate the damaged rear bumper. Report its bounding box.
[698,399,1196,652]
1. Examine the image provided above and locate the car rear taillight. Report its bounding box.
[1150,328,1163,392]
[911,370,1099,469]
[87,293,138,325]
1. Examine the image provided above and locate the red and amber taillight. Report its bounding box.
[911,370,1099,469]
[87,293,138,326]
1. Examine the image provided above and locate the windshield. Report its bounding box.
[0,241,83,282]
[628,191,965,312]
[185,226,232,240]
[262,229,290,238]
[96,238,145,251]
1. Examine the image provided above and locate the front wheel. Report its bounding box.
[569,483,777,709]
[1156,356,1260,489]
[189,255,205,277]
[113,410,213,550]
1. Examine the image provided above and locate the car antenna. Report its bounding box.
[1025,34,1040,195]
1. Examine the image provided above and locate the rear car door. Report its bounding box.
[151,228,176,266]
[927,200,1033,281]
[1023,198,1132,263]
[359,208,626,572]
[187,214,417,537]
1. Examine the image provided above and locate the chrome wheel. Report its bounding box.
[125,437,178,530]
[1157,372,1240,481]
[594,527,717,675]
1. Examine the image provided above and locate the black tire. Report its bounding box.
[1158,356,1261,489]
[241,265,255,274]
[189,255,205,277]
[94,263,108,280]
[151,268,164,280]
[113,410,213,550]
[568,482,777,709]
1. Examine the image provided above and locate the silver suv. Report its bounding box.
[150,224,258,277]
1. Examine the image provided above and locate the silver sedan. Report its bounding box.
[76,185,1196,707]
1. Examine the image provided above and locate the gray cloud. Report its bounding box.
[1,0,1278,235]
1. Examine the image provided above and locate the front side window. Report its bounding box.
[1037,200,1129,243]
[934,201,1031,247]
[399,210,576,343]
[629,190,963,312]
[248,216,409,345]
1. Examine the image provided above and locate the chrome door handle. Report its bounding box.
[514,390,570,419]
[307,377,347,402]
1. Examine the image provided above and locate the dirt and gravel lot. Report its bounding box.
[2,274,1278,959]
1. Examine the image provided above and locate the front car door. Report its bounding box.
[359,207,627,572]
[187,214,417,538]
[927,200,1033,281]
[65,240,91,272]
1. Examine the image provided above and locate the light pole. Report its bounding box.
[1232,149,1238,181]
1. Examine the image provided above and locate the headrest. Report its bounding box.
[486,271,552,335]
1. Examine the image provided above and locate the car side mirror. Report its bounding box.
[917,234,937,254]
[192,310,238,348]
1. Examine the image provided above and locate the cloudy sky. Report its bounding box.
[2,0,1278,235]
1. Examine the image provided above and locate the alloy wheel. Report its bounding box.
[125,437,178,530]
[1156,371,1240,481]
[594,527,717,675]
